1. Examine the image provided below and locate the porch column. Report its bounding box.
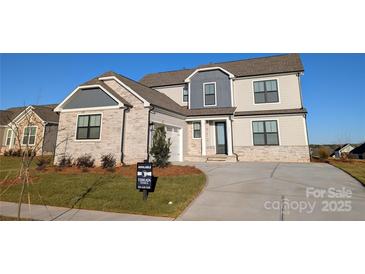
[226,118,233,156]
[201,119,206,156]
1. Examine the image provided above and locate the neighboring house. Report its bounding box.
[0,105,59,155]
[350,143,365,159]
[54,54,310,165]
[330,143,355,158]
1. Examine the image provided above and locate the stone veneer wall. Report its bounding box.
[103,79,149,164]
[54,108,124,166]
[185,122,201,159]
[234,145,310,163]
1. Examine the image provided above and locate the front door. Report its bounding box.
[215,122,227,154]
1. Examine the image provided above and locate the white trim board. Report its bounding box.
[185,67,234,82]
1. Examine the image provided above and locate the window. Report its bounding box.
[193,122,201,138]
[253,80,279,103]
[183,86,188,103]
[76,114,101,140]
[204,82,216,106]
[252,120,279,145]
[6,129,12,146]
[22,126,37,145]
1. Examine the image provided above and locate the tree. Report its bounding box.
[150,125,171,167]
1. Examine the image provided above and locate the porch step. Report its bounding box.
[206,155,237,162]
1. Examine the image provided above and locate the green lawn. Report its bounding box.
[0,156,205,218]
[330,160,365,186]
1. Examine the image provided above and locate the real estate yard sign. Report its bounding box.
[136,162,153,197]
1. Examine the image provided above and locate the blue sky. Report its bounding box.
[0,53,364,144]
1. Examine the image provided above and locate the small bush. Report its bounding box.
[58,155,73,167]
[4,150,10,156]
[75,154,95,168]
[36,157,50,171]
[101,153,116,169]
[318,147,330,160]
[11,149,21,157]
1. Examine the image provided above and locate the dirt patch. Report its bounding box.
[41,164,202,177]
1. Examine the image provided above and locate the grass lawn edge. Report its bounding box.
[329,160,365,187]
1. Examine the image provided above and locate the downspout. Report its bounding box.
[298,72,311,158]
[120,107,128,165]
[146,106,154,162]
[41,122,47,156]
[230,115,239,162]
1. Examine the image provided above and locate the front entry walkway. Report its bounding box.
[0,201,172,221]
[178,162,365,220]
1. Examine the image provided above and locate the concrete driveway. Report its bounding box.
[178,162,365,220]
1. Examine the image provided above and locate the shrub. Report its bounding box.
[4,150,10,156]
[58,155,73,167]
[75,154,95,168]
[318,147,330,160]
[36,157,50,170]
[150,125,171,168]
[101,153,116,169]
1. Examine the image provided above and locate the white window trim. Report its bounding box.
[203,82,217,107]
[5,128,13,147]
[21,126,38,146]
[182,86,189,103]
[250,118,281,146]
[252,78,281,105]
[74,112,103,142]
[192,121,202,139]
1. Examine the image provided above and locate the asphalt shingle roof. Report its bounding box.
[140,54,304,87]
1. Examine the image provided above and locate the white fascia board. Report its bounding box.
[54,84,124,112]
[184,67,235,82]
[98,76,150,107]
[12,106,45,125]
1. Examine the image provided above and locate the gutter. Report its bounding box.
[120,107,128,165]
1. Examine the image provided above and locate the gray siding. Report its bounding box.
[42,123,58,154]
[63,88,118,109]
[190,70,232,109]
[0,127,6,146]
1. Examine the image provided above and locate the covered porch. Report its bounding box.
[185,116,235,162]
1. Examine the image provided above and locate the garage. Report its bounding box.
[165,125,182,162]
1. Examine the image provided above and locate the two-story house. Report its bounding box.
[53,54,309,165]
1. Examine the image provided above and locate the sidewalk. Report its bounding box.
[0,201,172,221]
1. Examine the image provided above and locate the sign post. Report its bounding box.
[136,161,153,200]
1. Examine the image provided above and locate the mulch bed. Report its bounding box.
[41,164,203,177]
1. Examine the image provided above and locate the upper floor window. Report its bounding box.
[253,79,279,104]
[192,122,201,139]
[76,114,101,140]
[183,86,188,103]
[204,82,216,106]
[252,120,279,146]
[22,126,37,145]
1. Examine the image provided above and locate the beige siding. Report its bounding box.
[155,85,187,106]
[232,114,308,146]
[233,74,302,111]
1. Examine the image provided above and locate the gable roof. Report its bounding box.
[330,143,354,156]
[140,54,304,87]
[0,104,59,125]
[350,143,365,155]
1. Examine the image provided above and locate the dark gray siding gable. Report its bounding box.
[189,69,232,109]
[63,88,118,109]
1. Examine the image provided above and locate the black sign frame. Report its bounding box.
[136,162,153,191]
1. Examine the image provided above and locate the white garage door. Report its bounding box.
[165,125,182,162]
